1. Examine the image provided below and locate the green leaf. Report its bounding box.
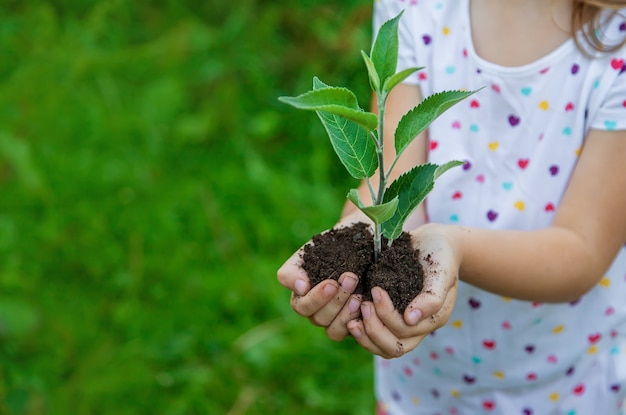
[312,78,378,179]
[383,67,423,94]
[435,159,465,180]
[381,161,461,241]
[371,11,403,86]
[278,83,378,132]
[347,189,399,225]
[361,50,380,93]
[394,89,478,157]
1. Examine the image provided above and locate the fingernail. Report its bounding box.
[362,303,371,320]
[294,279,307,296]
[348,297,361,313]
[340,274,357,291]
[323,283,338,296]
[371,287,382,303]
[408,309,423,325]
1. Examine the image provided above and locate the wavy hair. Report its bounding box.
[572,0,626,52]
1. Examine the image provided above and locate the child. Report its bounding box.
[277,0,626,413]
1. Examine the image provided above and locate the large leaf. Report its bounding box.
[381,161,462,241]
[371,11,403,87]
[347,189,399,225]
[313,78,378,179]
[278,82,378,132]
[394,90,477,157]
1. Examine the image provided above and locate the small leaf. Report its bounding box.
[279,83,378,131]
[361,51,380,93]
[348,189,399,225]
[383,67,424,94]
[371,11,403,86]
[313,78,378,179]
[394,89,478,157]
[435,160,464,180]
[381,161,461,241]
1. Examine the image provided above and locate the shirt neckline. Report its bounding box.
[462,0,577,77]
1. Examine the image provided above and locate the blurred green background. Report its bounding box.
[0,1,376,414]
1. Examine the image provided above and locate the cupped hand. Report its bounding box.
[347,223,460,358]
[276,211,371,340]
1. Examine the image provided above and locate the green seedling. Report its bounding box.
[279,12,478,260]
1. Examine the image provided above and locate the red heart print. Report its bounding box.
[502,321,512,330]
[429,140,438,150]
[452,191,462,200]
[491,84,501,93]
[565,102,574,111]
[588,333,601,344]
[419,72,427,81]
[611,58,625,70]
[482,339,496,349]
[403,366,413,376]
[430,351,439,360]
[518,159,529,169]
[482,400,495,411]
[470,99,480,108]
[573,384,585,395]
[526,373,538,381]
[545,203,555,212]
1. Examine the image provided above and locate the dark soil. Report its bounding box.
[301,222,424,312]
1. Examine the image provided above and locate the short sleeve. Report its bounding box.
[372,0,421,85]
[589,12,626,131]
[589,56,626,131]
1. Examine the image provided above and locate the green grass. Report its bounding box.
[0,1,377,414]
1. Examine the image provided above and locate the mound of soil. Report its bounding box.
[301,222,424,312]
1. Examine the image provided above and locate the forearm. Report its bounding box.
[423,224,610,303]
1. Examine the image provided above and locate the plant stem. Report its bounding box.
[372,92,388,261]
[373,223,382,262]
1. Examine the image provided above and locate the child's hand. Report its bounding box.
[347,223,460,358]
[277,249,363,341]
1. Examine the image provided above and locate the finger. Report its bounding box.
[370,287,427,339]
[408,282,458,335]
[309,272,360,328]
[361,302,425,358]
[325,293,362,341]
[277,249,310,296]
[290,279,339,317]
[404,250,458,326]
[347,318,386,356]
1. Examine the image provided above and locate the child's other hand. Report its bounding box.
[347,224,459,358]
[277,240,364,342]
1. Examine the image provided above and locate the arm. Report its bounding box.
[349,128,626,357]
[439,128,626,302]
[277,83,427,340]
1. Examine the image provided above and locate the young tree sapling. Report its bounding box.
[279,12,478,262]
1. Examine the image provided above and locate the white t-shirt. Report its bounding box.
[373,1,626,414]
